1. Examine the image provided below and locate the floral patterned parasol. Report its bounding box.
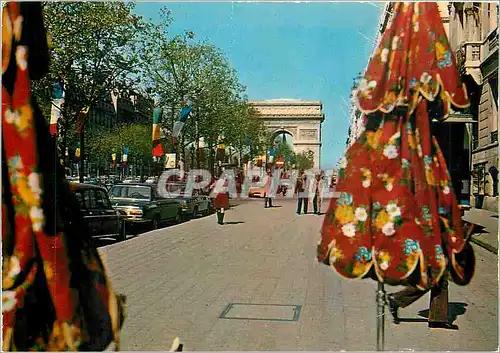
[317,2,473,291]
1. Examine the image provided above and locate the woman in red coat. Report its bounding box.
[210,179,230,225]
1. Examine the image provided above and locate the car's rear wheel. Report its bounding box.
[193,207,198,218]
[117,221,127,241]
[152,218,159,230]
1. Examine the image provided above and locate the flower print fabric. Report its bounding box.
[2,3,123,351]
[317,2,472,291]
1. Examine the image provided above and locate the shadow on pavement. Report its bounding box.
[417,302,468,324]
[224,221,245,225]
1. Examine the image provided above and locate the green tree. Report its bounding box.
[294,151,315,171]
[32,2,143,162]
[87,123,152,177]
[137,8,266,172]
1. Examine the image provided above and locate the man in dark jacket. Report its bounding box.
[295,171,308,215]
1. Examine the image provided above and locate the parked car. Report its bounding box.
[163,182,212,219]
[70,183,127,241]
[248,182,266,198]
[108,183,182,230]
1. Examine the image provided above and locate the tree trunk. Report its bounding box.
[79,123,85,183]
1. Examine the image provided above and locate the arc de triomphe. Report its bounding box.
[248,99,325,169]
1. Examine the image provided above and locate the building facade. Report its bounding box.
[88,89,154,129]
[448,2,499,211]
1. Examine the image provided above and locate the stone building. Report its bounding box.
[375,2,498,210]
[88,89,154,129]
[248,99,325,170]
[448,2,498,211]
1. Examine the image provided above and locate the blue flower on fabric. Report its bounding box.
[336,192,353,206]
[403,239,420,256]
[435,244,444,261]
[422,206,431,221]
[438,51,452,69]
[424,156,433,166]
[409,77,418,88]
[8,155,23,171]
[354,246,372,262]
[402,159,411,169]
[438,206,447,215]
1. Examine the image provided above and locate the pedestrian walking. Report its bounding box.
[295,171,308,215]
[313,171,324,215]
[210,179,230,225]
[264,170,273,208]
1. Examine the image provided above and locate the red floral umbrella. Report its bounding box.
[317,2,475,349]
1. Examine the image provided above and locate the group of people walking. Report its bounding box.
[261,169,326,215]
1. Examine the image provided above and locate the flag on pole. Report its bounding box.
[172,104,192,138]
[152,107,164,157]
[111,153,117,166]
[49,81,64,135]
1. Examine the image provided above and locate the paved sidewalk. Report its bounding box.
[463,208,499,254]
[100,200,498,351]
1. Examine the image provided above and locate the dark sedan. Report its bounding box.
[108,183,182,230]
[70,183,127,241]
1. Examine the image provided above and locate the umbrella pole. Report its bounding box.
[376,281,387,351]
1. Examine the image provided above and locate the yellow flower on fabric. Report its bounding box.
[380,48,390,63]
[377,251,391,270]
[425,168,435,185]
[408,133,416,149]
[16,105,33,132]
[382,91,397,107]
[329,246,343,264]
[17,176,37,207]
[366,130,382,149]
[335,204,355,225]
[375,210,390,230]
[44,262,55,281]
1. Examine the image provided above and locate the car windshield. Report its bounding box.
[109,185,151,200]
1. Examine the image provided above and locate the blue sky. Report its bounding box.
[134,2,381,168]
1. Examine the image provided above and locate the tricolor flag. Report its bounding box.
[50,81,64,135]
[172,105,192,139]
[111,153,117,165]
[122,147,129,165]
[152,107,164,157]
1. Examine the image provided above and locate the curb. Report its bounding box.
[470,237,498,255]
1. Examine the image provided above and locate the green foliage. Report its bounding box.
[294,151,315,171]
[87,123,152,167]
[32,2,142,130]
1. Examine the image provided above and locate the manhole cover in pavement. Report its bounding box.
[219,303,301,321]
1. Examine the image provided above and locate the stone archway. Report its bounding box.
[248,99,325,169]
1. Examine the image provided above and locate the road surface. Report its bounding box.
[100,198,498,351]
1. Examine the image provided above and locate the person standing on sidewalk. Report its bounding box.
[210,179,230,225]
[295,171,308,215]
[264,169,274,208]
[313,171,324,215]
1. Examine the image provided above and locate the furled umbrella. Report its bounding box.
[317,2,475,350]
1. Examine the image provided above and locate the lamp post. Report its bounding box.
[190,145,195,171]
